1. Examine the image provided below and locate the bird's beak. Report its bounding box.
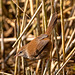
[14,53,19,58]
[14,49,24,58]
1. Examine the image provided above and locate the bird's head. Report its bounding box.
[14,49,25,57]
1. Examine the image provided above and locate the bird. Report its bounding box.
[15,12,57,60]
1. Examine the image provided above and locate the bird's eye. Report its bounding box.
[19,51,22,54]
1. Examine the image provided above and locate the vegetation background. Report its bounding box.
[0,0,75,75]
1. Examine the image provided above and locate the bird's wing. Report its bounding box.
[37,34,48,40]
[34,38,50,57]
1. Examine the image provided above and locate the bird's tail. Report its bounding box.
[45,12,57,35]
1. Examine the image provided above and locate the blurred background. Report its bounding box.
[0,0,75,75]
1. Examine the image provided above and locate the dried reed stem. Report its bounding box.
[56,47,75,75]
[0,0,5,73]
[14,0,20,75]
[60,0,65,74]
[42,0,47,32]
[12,0,30,18]
[36,0,41,74]
[12,2,42,48]
[54,0,60,74]
[50,0,54,74]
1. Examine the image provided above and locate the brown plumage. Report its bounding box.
[15,12,57,60]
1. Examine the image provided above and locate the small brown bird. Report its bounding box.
[15,12,57,60]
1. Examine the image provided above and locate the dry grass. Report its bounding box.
[0,0,75,75]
